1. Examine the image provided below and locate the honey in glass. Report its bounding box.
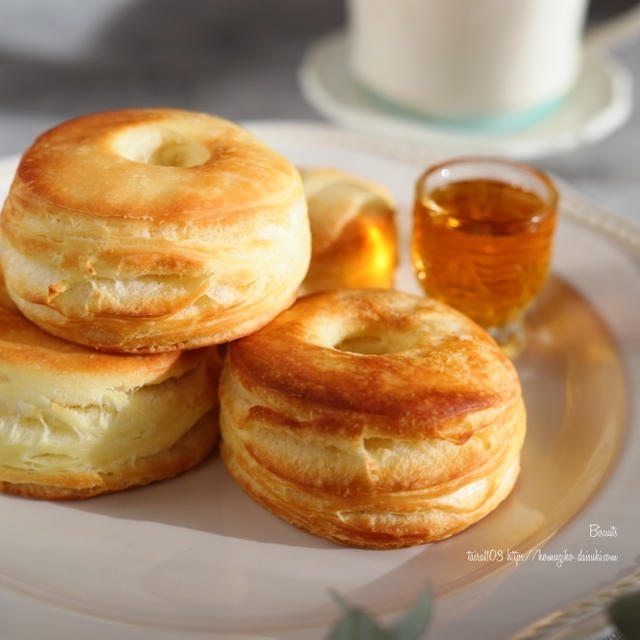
[412,158,558,356]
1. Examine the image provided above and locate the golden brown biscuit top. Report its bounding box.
[0,275,197,381]
[10,108,301,223]
[229,289,521,438]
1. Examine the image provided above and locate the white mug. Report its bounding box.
[347,0,590,124]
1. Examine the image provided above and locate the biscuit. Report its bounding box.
[0,275,221,499]
[220,289,525,548]
[1,108,310,352]
[298,168,397,295]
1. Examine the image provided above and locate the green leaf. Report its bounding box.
[608,590,640,640]
[327,592,389,640]
[326,607,389,640]
[326,589,432,640]
[390,589,432,640]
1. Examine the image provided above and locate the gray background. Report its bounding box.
[0,0,639,223]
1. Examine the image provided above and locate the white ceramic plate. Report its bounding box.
[0,123,639,640]
[298,32,633,159]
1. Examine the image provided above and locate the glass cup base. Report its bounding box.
[488,319,526,359]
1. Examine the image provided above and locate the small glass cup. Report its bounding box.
[412,157,558,357]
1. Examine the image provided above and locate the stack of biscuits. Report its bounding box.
[0,108,524,549]
[0,108,310,498]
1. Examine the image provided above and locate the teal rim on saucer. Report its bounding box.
[356,79,568,134]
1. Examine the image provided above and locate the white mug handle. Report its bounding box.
[584,3,640,51]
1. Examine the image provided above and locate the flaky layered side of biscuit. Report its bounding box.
[1,108,310,352]
[220,289,525,549]
[0,279,220,499]
[298,168,397,296]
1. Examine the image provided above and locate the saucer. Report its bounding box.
[298,31,633,159]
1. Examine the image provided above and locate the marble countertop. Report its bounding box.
[0,0,639,224]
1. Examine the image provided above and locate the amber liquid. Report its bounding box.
[412,179,556,328]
